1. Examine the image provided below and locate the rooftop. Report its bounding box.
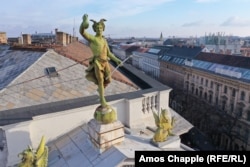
[0,42,139,112]
[196,52,250,69]
[0,42,193,166]
[48,108,193,167]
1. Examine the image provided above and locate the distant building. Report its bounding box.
[159,48,250,150]
[132,45,173,79]
[159,45,203,89]
[0,32,7,44]
[7,37,21,45]
[240,47,250,57]
[163,37,187,46]
[201,32,242,55]
[111,44,140,64]
[31,33,56,44]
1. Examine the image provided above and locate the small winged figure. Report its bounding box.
[18,136,48,167]
[152,108,175,142]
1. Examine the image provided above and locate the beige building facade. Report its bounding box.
[159,51,250,150]
[184,67,250,150]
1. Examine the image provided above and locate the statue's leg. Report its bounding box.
[95,66,107,107]
[86,71,98,85]
[104,64,111,88]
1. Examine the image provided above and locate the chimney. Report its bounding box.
[22,34,31,45]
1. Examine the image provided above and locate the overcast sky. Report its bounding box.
[1,0,250,38]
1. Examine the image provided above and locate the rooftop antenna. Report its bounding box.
[73,18,76,37]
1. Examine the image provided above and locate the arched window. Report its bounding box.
[222,101,226,111]
[191,86,194,94]
[195,88,198,96]
[209,94,212,103]
[204,92,208,100]
[199,90,203,98]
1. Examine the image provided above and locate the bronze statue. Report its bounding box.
[80,14,122,123]
[79,14,122,108]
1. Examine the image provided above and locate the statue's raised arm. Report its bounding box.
[79,14,91,40]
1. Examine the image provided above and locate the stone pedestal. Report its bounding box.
[87,119,124,153]
[151,136,180,149]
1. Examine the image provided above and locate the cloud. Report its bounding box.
[85,0,174,19]
[182,20,203,27]
[221,16,250,26]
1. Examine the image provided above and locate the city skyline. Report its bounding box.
[1,0,250,38]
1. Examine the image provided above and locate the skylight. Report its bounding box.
[45,67,58,77]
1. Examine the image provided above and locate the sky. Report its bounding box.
[1,0,250,38]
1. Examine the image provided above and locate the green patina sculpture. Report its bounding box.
[152,108,175,142]
[80,14,122,123]
[18,136,48,167]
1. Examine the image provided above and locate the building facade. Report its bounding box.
[132,47,162,79]
[160,49,250,150]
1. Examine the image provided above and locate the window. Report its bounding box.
[232,88,236,97]
[191,86,194,94]
[224,86,227,94]
[210,81,213,88]
[216,84,220,91]
[222,101,226,111]
[238,107,243,117]
[230,103,234,113]
[209,94,212,103]
[201,78,203,85]
[240,91,245,101]
[204,92,207,100]
[205,79,208,87]
[199,90,203,98]
[247,111,250,121]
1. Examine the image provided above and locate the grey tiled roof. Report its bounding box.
[164,45,202,59]
[0,46,44,90]
[0,48,138,111]
[196,52,250,69]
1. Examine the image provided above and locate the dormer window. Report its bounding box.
[45,67,59,77]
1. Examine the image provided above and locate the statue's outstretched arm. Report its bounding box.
[104,41,120,64]
[107,47,122,66]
